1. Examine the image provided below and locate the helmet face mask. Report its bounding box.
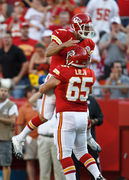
[72,13,94,39]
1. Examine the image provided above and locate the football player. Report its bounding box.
[12,13,101,157]
[39,46,105,180]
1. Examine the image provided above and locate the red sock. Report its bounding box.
[27,115,43,130]
[60,157,76,175]
[80,153,96,169]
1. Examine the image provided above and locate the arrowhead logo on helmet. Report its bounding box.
[66,46,89,68]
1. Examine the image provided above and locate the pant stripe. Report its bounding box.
[58,112,63,160]
[41,75,50,117]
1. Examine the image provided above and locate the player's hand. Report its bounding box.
[63,38,80,48]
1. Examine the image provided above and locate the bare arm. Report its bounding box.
[24,0,45,12]
[39,76,60,94]
[0,114,16,125]
[46,39,80,57]
[115,40,126,51]
[98,39,111,51]
[64,0,76,12]
[29,53,37,74]
[28,92,42,104]
[13,62,28,84]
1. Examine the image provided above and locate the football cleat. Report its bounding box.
[96,174,106,180]
[12,135,25,159]
[87,137,101,152]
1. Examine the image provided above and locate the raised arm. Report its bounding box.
[39,76,60,94]
[46,39,80,57]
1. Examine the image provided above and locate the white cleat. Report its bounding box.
[96,174,106,180]
[12,136,25,159]
[87,137,101,152]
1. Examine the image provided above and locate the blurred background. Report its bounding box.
[0,0,129,179]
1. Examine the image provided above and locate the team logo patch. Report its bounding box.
[73,17,82,23]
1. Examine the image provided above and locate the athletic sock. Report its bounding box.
[60,157,76,180]
[17,115,43,141]
[80,153,100,179]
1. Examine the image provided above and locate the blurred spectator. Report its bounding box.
[13,22,37,61]
[37,116,66,180]
[99,17,127,78]
[0,0,13,19]
[16,85,38,180]
[85,0,119,34]
[27,93,66,180]
[6,1,25,39]
[0,31,29,98]
[24,0,60,28]
[56,0,76,22]
[104,61,129,99]
[89,32,103,97]
[0,13,7,38]
[126,24,129,68]
[49,11,71,31]
[24,0,45,40]
[90,31,101,79]
[40,29,52,48]
[0,85,18,180]
[42,0,76,28]
[73,0,87,15]
[29,43,50,87]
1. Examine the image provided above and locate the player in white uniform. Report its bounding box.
[86,0,119,33]
[39,46,106,180]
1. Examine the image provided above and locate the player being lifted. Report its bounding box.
[39,46,105,180]
[12,13,101,157]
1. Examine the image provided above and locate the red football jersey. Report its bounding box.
[50,28,95,74]
[13,38,37,61]
[52,65,95,113]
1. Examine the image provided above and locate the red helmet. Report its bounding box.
[71,13,93,39]
[66,46,89,68]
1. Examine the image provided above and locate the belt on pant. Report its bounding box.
[39,134,54,138]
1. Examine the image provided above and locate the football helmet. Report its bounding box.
[66,46,89,68]
[71,13,94,39]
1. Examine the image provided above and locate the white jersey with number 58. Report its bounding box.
[86,0,119,33]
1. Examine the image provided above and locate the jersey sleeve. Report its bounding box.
[79,38,95,53]
[91,69,96,85]
[52,65,65,82]
[89,39,95,51]
[51,29,68,45]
